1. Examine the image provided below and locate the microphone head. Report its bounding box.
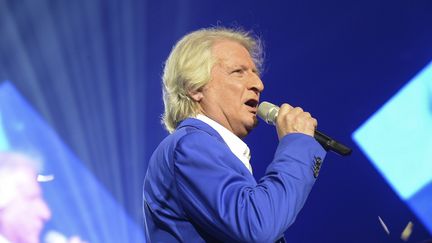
[257,101,279,125]
[44,230,68,243]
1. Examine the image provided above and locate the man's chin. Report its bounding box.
[252,116,259,128]
[241,117,259,137]
[247,115,258,130]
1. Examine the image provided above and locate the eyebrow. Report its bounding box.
[229,64,258,72]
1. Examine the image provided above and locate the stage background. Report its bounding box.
[0,0,431,242]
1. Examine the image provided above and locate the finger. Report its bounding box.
[295,112,317,130]
[301,114,317,129]
[311,117,318,128]
[297,111,312,119]
[292,111,311,125]
[279,103,293,115]
[277,103,293,121]
[289,107,304,117]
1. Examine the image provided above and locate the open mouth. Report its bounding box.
[244,99,259,113]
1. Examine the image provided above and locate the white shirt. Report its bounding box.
[195,114,253,174]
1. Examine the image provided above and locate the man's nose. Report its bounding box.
[249,74,264,94]
[38,199,52,221]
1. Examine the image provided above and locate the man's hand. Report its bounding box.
[276,104,317,140]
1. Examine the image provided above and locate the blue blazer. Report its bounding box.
[143,118,326,242]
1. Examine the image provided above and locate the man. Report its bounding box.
[143,27,326,242]
[0,152,51,243]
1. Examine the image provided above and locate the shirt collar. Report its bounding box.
[195,114,252,174]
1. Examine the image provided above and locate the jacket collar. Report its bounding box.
[177,118,225,143]
[177,117,253,174]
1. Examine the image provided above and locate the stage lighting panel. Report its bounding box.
[352,61,432,234]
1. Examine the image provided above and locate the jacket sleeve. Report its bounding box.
[173,130,326,243]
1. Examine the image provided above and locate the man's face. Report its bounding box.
[197,40,264,138]
[0,167,51,243]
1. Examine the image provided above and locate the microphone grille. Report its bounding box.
[257,101,279,125]
[44,230,68,243]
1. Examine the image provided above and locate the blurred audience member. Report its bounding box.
[0,152,51,243]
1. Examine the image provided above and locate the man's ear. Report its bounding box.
[189,89,204,102]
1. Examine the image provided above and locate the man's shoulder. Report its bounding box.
[177,118,218,136]
[171,118,222,142]
[157,118,224,151]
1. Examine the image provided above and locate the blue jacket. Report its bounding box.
[143,118,326,242]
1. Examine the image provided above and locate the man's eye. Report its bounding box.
[232,69,244,74]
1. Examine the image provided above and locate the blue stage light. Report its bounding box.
[353,61,432,233]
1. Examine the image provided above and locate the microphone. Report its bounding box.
[257,101,352,156]
[44,230,68,243]
[44,230,87,243]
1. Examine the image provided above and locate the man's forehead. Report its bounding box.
[212,40,250,57]
[213,51,256,68]
[215,57,258,71]
[7,168,41,195]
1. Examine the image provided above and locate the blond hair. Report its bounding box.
[161,27,263,133]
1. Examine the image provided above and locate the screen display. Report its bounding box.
[353,61,432,234]
[0,81,145,243]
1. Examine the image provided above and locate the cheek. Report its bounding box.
[4,201,31,220]
[1,207,27,232]
[5,198,45,222]
[222,85,245,102]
